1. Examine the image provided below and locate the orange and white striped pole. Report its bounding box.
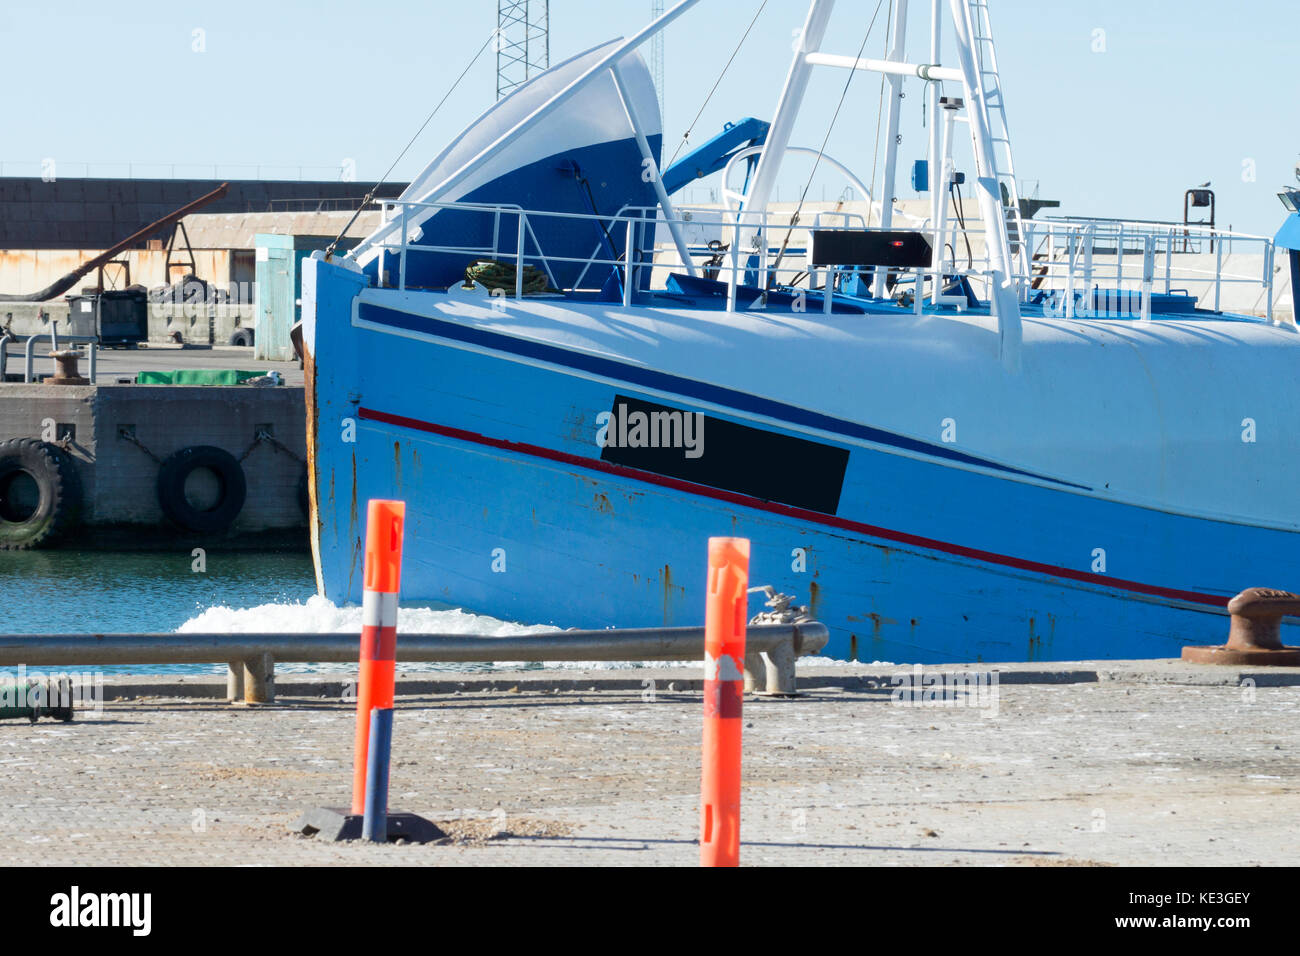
[351,499,406,816]
[700,536,749,867]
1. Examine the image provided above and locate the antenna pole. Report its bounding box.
[497,1,551,100]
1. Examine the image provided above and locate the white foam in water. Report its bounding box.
[178,597,871,672]
[798,656,894,667]
[179,595,554,639]
[177,596,684,674]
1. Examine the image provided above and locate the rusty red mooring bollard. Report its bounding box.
[1182,587,1300,665]
[48,350,89,385]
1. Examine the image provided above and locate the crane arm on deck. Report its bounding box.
[661,117,770,196]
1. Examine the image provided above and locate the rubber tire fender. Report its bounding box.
[156,445,247,533]
[0,438,82,550]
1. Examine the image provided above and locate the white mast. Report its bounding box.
[617,0,1023,363]
[650,0,665,124]
[948,0,1021,369]
[740,1,835,218]
[874,0,909,296]
[927,0,943,236]
[877,0,911,230]
[927,0,947,304]
[733,0,835,288]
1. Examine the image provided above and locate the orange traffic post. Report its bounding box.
[700,536,749,867]
[351,499,406,815]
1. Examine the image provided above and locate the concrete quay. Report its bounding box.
[2,660,1295,866]
[0,371,307,549]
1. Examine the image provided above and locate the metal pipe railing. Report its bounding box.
[364,196,1280,320]
[0,622,829,703]
[23,329,98,383]
[1020,216,1277,318]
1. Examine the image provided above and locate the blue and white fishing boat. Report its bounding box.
[301,0,1300,663]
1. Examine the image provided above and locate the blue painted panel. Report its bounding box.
[1274,212,1300,250]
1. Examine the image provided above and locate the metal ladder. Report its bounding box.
[967,0,1027,276]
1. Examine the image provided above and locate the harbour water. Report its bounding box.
[0,550,577,676]
[1,550,312,675]
[0,550,315,635]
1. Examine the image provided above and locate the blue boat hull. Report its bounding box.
[303,266,1300,663]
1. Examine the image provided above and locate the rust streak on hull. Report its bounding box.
[302,338,325,596]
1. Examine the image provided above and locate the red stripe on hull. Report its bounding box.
[357,406,1229,609]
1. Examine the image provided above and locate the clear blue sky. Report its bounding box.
[2,0,1294,234]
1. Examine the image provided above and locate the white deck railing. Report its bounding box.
[1020,217,1278,322]
[367,198,1280,323]
[370,198,906,311]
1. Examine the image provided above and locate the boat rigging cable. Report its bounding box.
[770,0,887,284]
[324,26,499,260]
[664,0,769,171]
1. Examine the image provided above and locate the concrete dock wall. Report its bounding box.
[0,384,307,547]
[1,244,255,346]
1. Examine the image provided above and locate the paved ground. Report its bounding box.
[2,662,1296,866]
[4,344,303,385]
